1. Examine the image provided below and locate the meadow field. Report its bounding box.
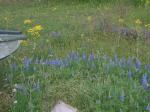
[0,0,150,112]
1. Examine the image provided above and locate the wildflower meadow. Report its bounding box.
[0,0,150,112]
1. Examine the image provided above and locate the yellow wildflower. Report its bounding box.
[24,19,32,25]
[27,28,34,33]
[145,24,150,28]
[33,25,43,31]
[118,18,124,23]
[135,19,142,25]
[32,32,40,37]
[20,40,29,46]
[87,16,92,22]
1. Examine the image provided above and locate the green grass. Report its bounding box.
[0,1,150,112]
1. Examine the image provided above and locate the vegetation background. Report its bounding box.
[0,0,150,112]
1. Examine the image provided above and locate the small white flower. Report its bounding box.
[12,88,17,93]
[14,84,17,87]
[13,100,18,104]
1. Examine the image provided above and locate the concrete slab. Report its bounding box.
[52,101,77,112]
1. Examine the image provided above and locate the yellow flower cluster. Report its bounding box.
[24,19,43,38]
[27,25,43,38]
[145,24,150,28]
[117,17,150,29]
[24,19,32,25]
[20,40,29,46]
[33,25,43,31]
[28,25,43,32]
[135,19,142,25]
[87,16,92,22]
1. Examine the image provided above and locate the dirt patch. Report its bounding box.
[92,17,150,40]
[0,92,12,112]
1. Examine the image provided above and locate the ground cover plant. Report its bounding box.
[0,0,150,112]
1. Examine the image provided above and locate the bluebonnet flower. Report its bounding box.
[114,55,118,64]
[135,58,141,70]
[33,80,40,92]
[48,59,62,67]
[145,64,150,74]
[15,84,27,95]
[62,58,69,67]
[23,57,31,71]
[146,105,150,111]
[119,57,126,67]
[50,31,61,38]
[103,54,108,60]
[82,53,86,60]
[109,59,115,66]
[127,57,132,67]
[119,90,125,102]
[89,53,94,61]
[142,74,149,90]
[145,64,148,70]
[128,70,132,79]
[69,52,79,60]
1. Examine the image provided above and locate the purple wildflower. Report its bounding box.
[89,53,94,61]
[103,54,108,60]
[119,57,126,67]
[128,70,132,79]
[109,59,114,66]
[62,58,69,67]
[145,64,150,70]
[48,59,62,67]
[50,31,61,38]
[119,90,125,102]
[23,57,31,71]
[142,74,149,90]
[15,84,27,95]
[127,57,132,67]
[146,105,150,111]
[114,55,118,64]
[82,53,86,60]
[135,58,141,70]
[144,64,150,73]
[69,52,79,60]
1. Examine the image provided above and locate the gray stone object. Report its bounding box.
[52,101,77,112]
[50,31,61,38]
[0,30,26,60]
